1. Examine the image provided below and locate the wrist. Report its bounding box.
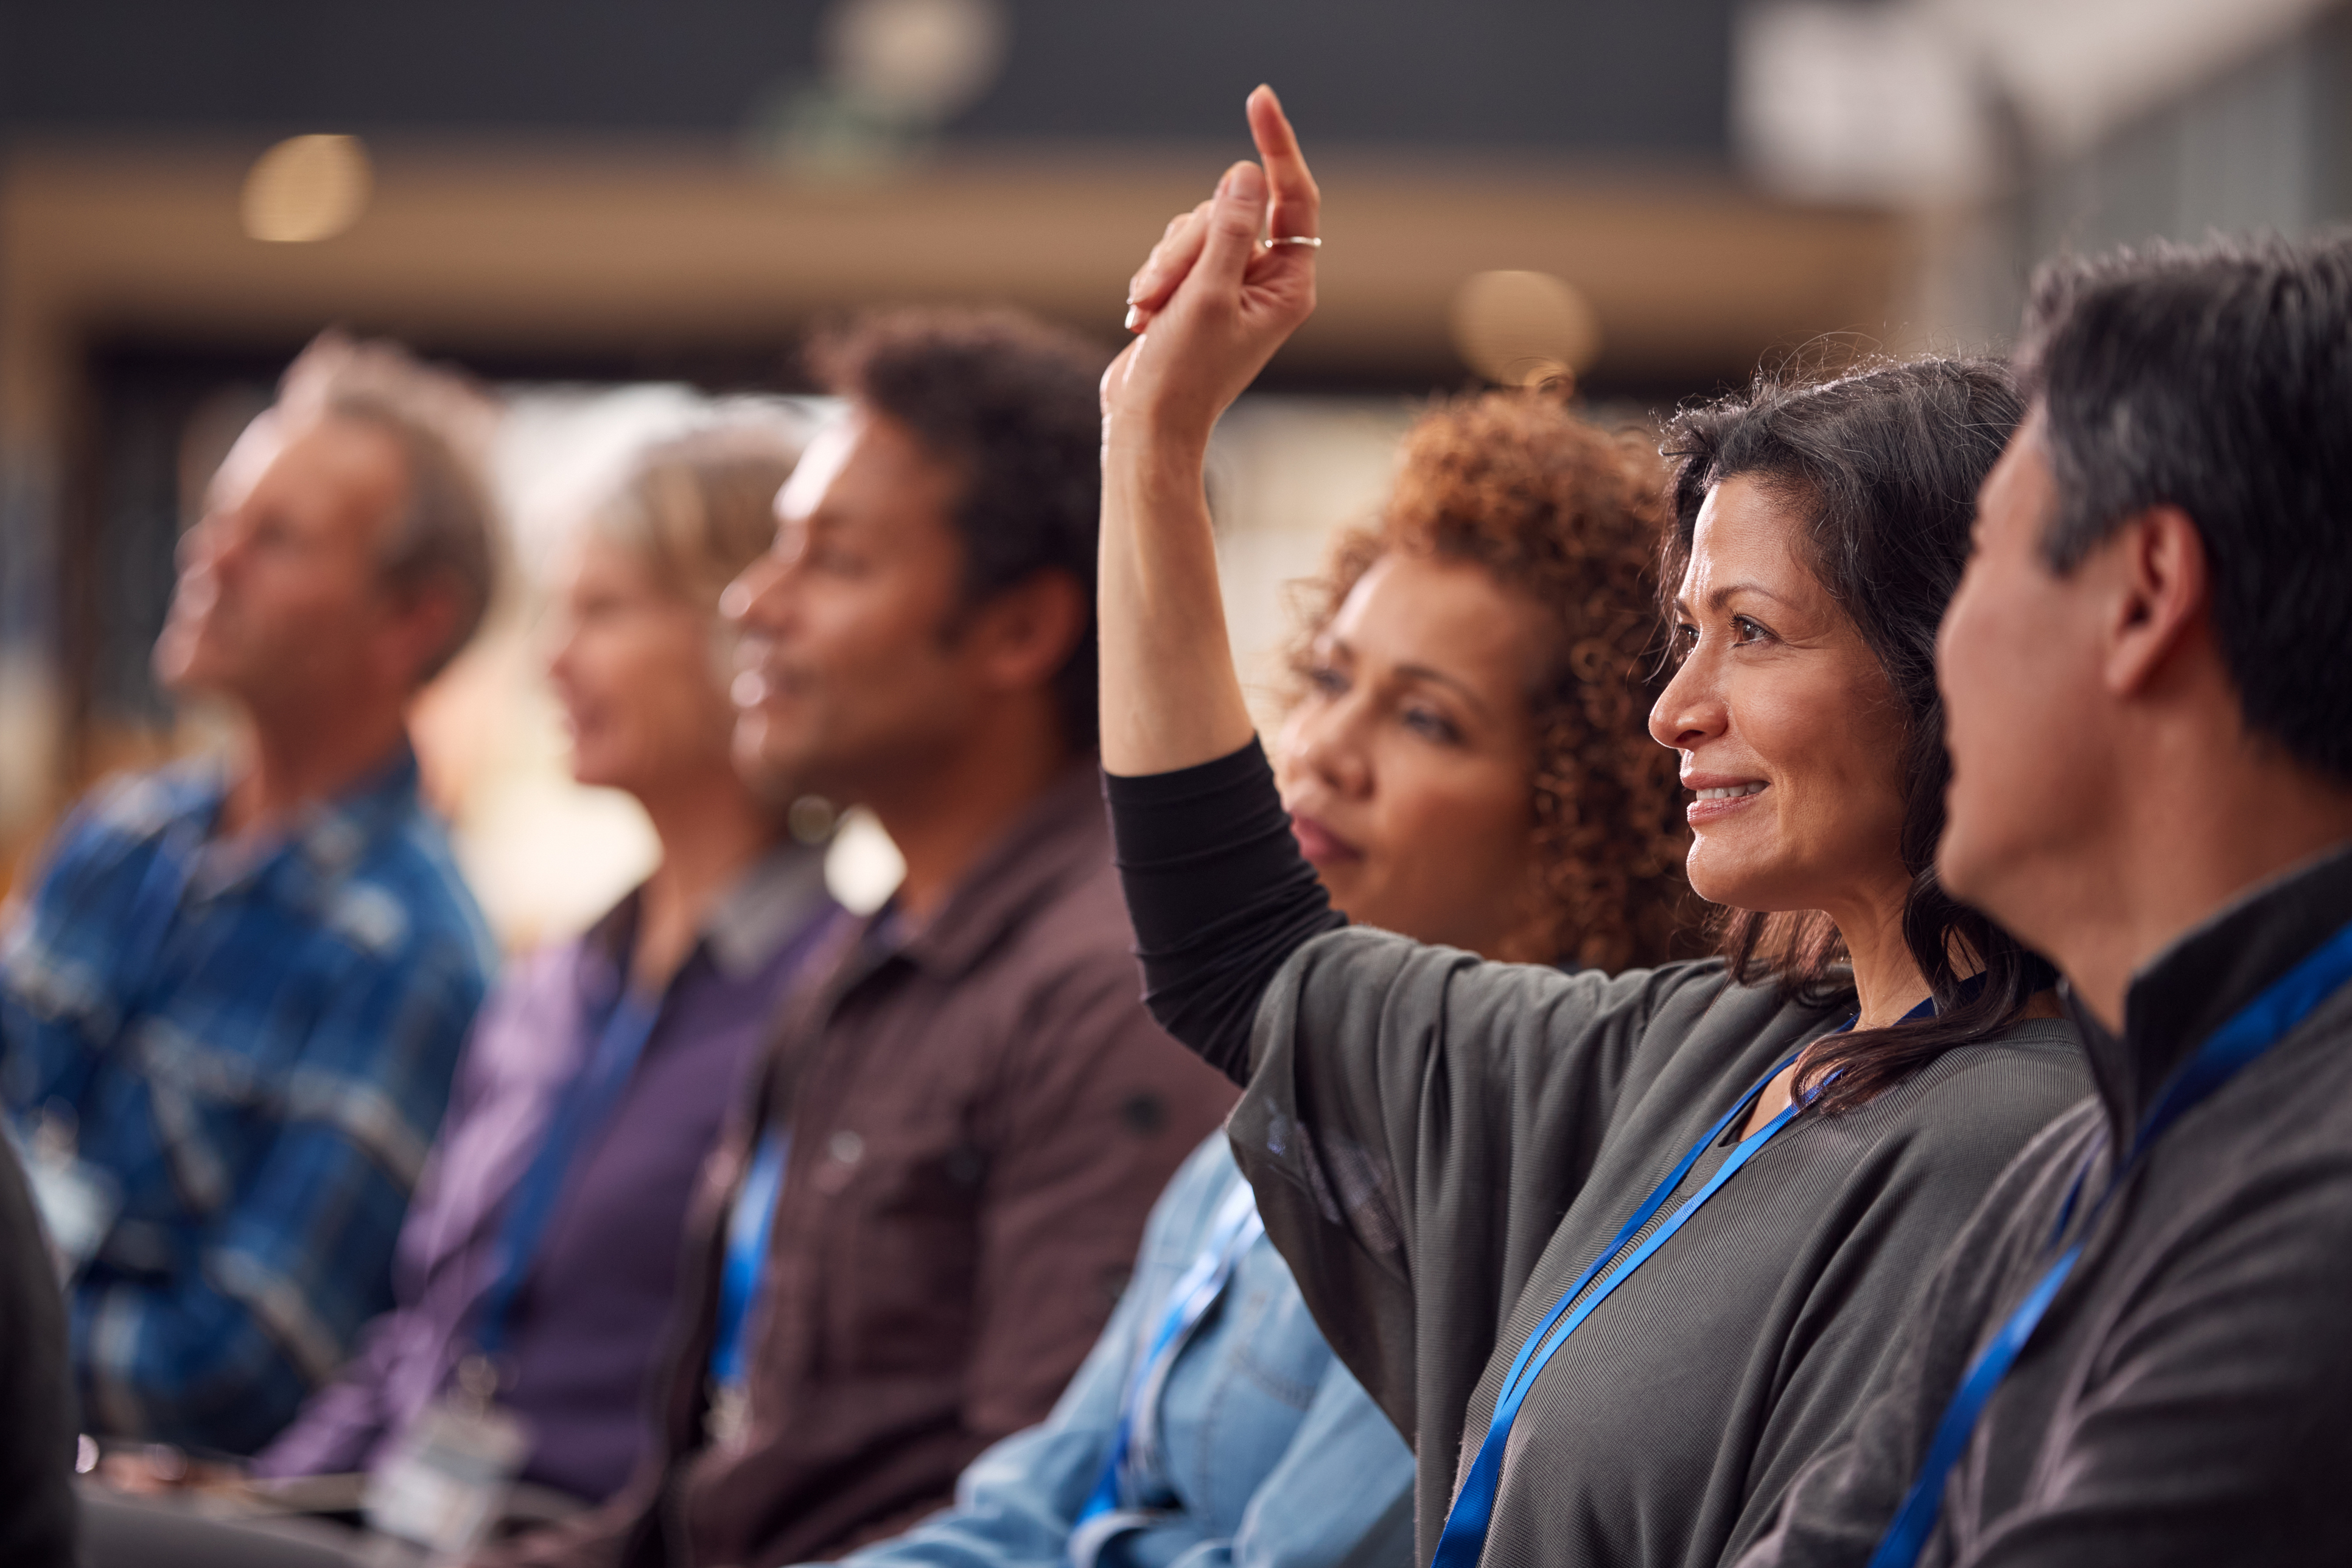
[1102,409,1213,473]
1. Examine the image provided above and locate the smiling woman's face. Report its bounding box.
[1274,551,1542,958]
[1649,475,1911,920]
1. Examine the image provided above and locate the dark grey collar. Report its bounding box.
[2071,836,2352,1139]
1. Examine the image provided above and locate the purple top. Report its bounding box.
[255,840,840,1502]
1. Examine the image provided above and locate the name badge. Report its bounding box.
[705,1381,752,1450]
[363,1371,531,1556]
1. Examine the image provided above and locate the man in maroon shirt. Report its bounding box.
[500,309,1233,1568]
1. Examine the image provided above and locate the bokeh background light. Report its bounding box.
[1449,271,1605,390]
[240,134,374,243]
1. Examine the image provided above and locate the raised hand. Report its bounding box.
[1101,85,1322,452]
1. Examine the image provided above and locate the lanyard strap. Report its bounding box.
[710,1127,791,1395]
[1429,1051,1804,1568]
[1867,916,2352,1568]
[1432,986,1950,1568]
[1076,1180,1265,1529]
[471,988,664,1362]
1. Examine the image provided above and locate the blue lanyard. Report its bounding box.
[710,1127,791,1395]
[1867,917,2352,1568]
[1432,989,1945,1568]
[1076,1180,1265,1528]
[470,985,665,1362]
[1429,1050,1802,1568]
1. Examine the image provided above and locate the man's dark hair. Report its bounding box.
[808,306,1110,754]
[1663,357,2054,1116]
[2017,233,2352,784]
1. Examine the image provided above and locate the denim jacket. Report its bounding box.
[828,1133,1415,1568]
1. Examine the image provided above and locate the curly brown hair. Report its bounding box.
[1287,390,1693,970]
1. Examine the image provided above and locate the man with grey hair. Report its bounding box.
[0,331,501,1457]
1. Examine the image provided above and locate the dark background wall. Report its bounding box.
[0,0,1734,156]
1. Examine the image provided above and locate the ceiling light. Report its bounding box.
[241,134,373,244]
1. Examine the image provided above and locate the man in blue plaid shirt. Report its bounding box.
[0,334,500,1455]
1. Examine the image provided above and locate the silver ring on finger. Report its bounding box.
[1261,235,1323,250]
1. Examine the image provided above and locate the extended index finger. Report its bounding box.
[1247,85,1319,242]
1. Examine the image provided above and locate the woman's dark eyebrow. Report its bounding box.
[1670,581,1793,618]
[1706,581,1792,611]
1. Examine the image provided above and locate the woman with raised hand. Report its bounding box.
[825,389,1690,1568]
[1099,88,2088,1568]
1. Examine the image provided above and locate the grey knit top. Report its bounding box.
[1109,743,2089,1568]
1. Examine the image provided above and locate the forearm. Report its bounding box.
[1097,425,1257,777]
[249,1307,415,1477]
[830,1343,1131,1568]
[1106,743,1342,1083]
[80,1118,430,1451]
[1220,1356,1415,1568]
[248,1366,385,1478]
[75,1271,315,1451]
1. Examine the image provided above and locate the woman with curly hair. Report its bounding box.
[814,393,1692,1568]
[1277,391,1688,973]
[1094,90,2087,1568]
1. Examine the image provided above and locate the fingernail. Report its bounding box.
[1124,305,1143,332]
[1230,161,1264,200]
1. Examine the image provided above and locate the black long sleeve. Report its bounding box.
[1104,740,1345,1084]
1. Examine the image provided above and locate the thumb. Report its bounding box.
[1195,160,1267,293]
